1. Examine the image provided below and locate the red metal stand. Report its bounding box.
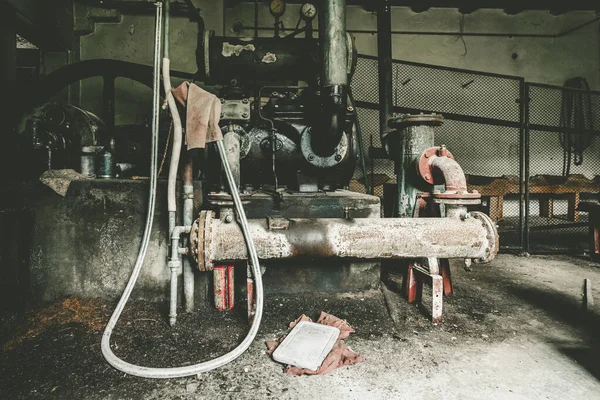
[213,265,235,311]
[403,194,455,322]
[246,263,256,325]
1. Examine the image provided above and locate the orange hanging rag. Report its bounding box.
[172,82,223,149]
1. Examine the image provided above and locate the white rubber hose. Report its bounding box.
[101,2,264,378]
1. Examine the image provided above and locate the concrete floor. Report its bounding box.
[2,254,600,399]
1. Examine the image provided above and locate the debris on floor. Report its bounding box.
[3,297,107,351]
[266,312,364,376]
[272,321,340,371]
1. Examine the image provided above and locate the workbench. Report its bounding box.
[466,174,600,222]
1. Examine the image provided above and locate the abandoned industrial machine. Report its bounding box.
[17,0,498,378]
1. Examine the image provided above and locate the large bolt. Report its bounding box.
[242,112,249,118]
[347,106,354,112]
[308,154,315,161]
[464,258,472,271]
[242,98,249,104]
[439,144,448,157]
[219,98,225,104]
[335,154,342,162]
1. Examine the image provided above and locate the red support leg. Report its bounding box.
[213,266,227,311]
[440,258,454,296]
[431,275,443,323]
[226,265,235,311]
[246,264,255,325]
[214,265,235,311]
[405,263,417,303]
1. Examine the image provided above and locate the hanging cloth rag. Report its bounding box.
[172,82,223,149]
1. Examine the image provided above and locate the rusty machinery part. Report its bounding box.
[191,216,499,266]
[207,191,251,208]
[417,145,481,204]
[300,128,349,168]
[222,124,251,158]
[471,211,499,264]
[388,113,445,130]
[191,210,215,271]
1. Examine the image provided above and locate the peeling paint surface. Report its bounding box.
[261,52,277,63]
[222,42,255,57]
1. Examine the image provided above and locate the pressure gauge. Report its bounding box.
[300,2,317,21]
[269,0,286,17]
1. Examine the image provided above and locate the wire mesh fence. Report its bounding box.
[351,55,524,251]
[350,55,600,254]
[525,83,600,253]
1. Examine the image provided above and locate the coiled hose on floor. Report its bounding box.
[101,2,264,378]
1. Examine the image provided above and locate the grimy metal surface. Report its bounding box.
[193,213,497,270]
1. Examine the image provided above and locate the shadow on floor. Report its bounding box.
[481,274,600,381]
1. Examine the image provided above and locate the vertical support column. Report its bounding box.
[523,84,531,254]
[377,0,393,145]
[376,0,394,204]
[183,155,195,312]
[519,79,528,254]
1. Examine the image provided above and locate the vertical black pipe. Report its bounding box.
[312,0,348,156]
[518,79,525,252]
[320,0,348,87]
[377,0,393,145]
[523,83,531,255]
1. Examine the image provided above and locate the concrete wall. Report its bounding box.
[76,4,600,186]
[79,0,222,125]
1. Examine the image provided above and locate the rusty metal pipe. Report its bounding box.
[223,130,241,189]
[194,214,497,270]
[182,156,194,312]
[429,156,468,193]
[168,225,191,326]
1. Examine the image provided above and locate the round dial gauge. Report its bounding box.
[300,3,317,20]
[269,0,286,17]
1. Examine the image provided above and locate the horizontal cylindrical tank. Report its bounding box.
[191,211,498,271]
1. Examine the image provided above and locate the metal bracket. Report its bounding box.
[267,216,290,230]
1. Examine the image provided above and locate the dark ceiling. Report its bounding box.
[230,0,599,14]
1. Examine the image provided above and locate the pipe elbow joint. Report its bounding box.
[311,85,348,157]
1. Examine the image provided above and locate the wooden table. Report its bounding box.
[466,174,600,222]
